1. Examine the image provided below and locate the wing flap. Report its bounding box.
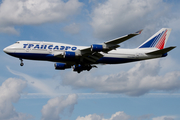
[80,47,92,55]
[54,52,64,58]
[84,57,97,63]
[84,52,103,63]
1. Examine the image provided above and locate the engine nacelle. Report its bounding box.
[91,44,120,52]
[91,44,103,52]
[63,51,75,58]
[54,63,71,70]
[63,50,81,58]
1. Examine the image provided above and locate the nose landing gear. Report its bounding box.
[19,58,24,66]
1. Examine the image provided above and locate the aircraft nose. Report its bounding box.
[3,47,10,53]
[3,47,8,53]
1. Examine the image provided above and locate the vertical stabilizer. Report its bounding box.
[138,28,172,49]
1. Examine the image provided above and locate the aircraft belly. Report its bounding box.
[97,53,152,64]
[97,53,163,64]
[7,52,78,63]
[97,57,140,64]
[97,54,137,64]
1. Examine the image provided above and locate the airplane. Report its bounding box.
[3,28,176,73]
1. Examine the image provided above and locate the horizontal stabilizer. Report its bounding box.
[146,46,176,55]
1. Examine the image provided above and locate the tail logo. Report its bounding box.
[139,29,168,49]
[155,30,167,49]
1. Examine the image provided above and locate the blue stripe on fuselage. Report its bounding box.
[7,53,77,62]
[96,57,140,64]
[7,53,141,64]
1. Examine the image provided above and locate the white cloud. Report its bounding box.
[7,67,56,95]
[152,116,176,120]
[61,59,180,96]
[0,0,83,34]
[41,94,78,120]
[63,23,81,34]
[7,67,76,98]
[76,111,178,120]
[76,114,103,120]
[90,0,171,40]
[76,112,179,120]
[0,26,19,35]
[0,78,32,120]
[76,111,130,120]
[108,111,130,120]
[168,17,180,32]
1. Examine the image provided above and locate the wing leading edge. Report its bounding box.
[105,29,143,45]
[54,29,143,64]
[80,29,143,54]
[78,29,143,63]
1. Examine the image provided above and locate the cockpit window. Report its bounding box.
[15,42,20,44]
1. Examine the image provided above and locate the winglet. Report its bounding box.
[135,29,143,35]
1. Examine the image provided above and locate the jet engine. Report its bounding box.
[63,51,75,58]
[63,50,81,58]
[91,44,103,52]
[54,63,71,70]
[91,44,120,52]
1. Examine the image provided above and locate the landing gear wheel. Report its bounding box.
[19,58,24,66]
[20,63,24,66]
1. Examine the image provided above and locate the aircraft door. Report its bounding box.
[47,44,53,53]
[25,43,34,52]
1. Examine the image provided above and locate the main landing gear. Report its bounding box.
[19,58,24,66]
[73,64,97,73]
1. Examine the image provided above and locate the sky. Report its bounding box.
[1,0,180,120]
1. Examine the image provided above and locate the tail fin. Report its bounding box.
[138,28,172,49]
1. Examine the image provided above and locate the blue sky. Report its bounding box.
[1,0,180,120]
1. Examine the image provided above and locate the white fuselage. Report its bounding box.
[3,41,163,65]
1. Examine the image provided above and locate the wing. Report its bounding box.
[54,29,142,63]
[81,29,142,53]
[105,29,143,45]
[78,29,143,63]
